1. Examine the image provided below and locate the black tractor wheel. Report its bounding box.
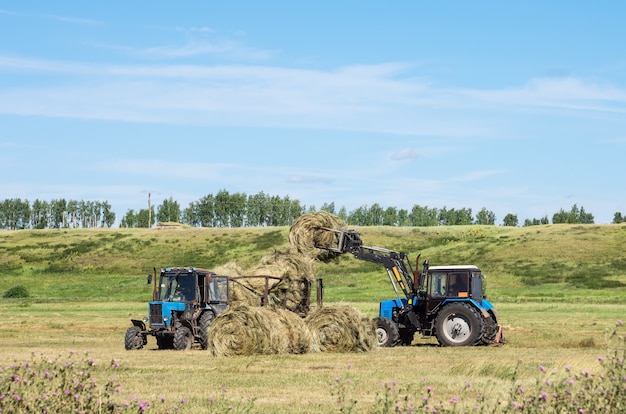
[198,311,215,350]
[173,326,193,351]
[434,302,484,347]
[124,326,145,350]
[374,316,400,347]
[481,314,499,345]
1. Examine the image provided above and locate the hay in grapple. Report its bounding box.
[288,211,347,261]
[305,304,377,353]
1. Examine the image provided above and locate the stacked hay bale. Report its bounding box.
[207,303,314,356]
[306,304,377,353]
[207,212,378,355]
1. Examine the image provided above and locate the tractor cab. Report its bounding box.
[159,271,198,302]
[145,267,229,331]
[425,265,484,300]
[422,265,485,311]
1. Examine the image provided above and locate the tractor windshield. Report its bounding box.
[159,273,197,302]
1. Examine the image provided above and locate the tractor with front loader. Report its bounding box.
[315,228,504,347]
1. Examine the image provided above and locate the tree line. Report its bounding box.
[0,198,115,230]
[1,191,625,231]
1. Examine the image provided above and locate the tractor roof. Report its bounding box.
[428,265,481,272]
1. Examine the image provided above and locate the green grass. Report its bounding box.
[0,300,623,413]
[1,223,626,301]
[1,223,625,412]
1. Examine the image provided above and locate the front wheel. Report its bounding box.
[374,316,400,347]
[198,311,215,350]
[173,326,193,351]
[124,326,145,350]
[434,303,483,347]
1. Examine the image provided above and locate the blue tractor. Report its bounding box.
[125,267,229,351]
[316,229,504,347]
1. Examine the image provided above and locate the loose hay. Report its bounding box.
[208,303,314,356]
[288,211,347,261]
[305,304,377,353]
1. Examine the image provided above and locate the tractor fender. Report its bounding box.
[441,298,491,319]
[130,319,146,331]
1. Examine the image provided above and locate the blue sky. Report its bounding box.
[1,2,625,225]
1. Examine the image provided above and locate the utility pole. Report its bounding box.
[148,192,151,228]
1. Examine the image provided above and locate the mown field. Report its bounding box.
[1,224,625,412]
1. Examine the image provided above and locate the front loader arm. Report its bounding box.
[314,227,416,298]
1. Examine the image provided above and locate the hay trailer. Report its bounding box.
[315,228,504,347]
[125,267,323,351]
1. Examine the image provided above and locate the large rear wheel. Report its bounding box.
[374,316,400,347]
[481,314,499,344]
[173,326,193,350]
[124,326,145,350]
[434,303,483,347]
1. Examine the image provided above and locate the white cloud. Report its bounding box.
[1,55,625,139]
[390,148,419,161]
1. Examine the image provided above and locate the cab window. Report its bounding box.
[447,272,469,297]
[429,273,447,297]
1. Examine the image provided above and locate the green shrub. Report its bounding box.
[3,285,30,298]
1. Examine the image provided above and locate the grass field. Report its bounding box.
[1,224,625,412]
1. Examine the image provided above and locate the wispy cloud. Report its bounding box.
[390,148,419,161]
[1,55,625,138]
[102,39,278,60]
[46,14,102,26]
[464,77,626,113]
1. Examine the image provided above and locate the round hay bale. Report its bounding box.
[288,211,347,261]
[207,303,291,356]
[305,304,377,353]
[274,308,316,354]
